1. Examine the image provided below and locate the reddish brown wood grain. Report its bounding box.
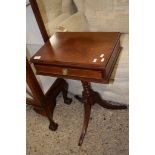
[35,65,102,79]
[29,0,49,42]
[30,32,127,146]
[31,32,121,83]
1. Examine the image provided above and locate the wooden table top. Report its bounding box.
[31,32,121,70]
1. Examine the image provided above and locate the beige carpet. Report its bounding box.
[27,94,128,155]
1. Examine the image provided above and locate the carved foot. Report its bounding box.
[49,121,58,131]
[78,133,86,146]
[62,81,72,105]
[99,100,128,109]
[78,101,91,146]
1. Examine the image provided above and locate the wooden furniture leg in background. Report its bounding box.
[78,81,127,146]
[26,58,72,130]
[29,0,49,42]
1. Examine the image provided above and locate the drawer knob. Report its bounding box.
[62,68,68,75]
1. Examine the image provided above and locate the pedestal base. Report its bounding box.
[76,81,127,146]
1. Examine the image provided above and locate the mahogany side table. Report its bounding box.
[30,32,127,146]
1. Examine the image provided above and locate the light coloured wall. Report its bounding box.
[26,0,29,5]
[26,5,44,45]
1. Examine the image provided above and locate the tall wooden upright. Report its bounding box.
[29,0,49,42]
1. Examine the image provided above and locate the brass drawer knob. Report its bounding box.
[62,68,68,75]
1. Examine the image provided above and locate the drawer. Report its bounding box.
[35,65,103,80]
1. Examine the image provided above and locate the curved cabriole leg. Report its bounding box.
[34,101,58,131]
[92,91,127,109]
[74,87,127,109]
[78,81,92,146]
[45,99,58,131]
[62,80,72,105]
[27,58,58,130]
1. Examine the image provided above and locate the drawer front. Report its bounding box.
[35,65,103,80]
